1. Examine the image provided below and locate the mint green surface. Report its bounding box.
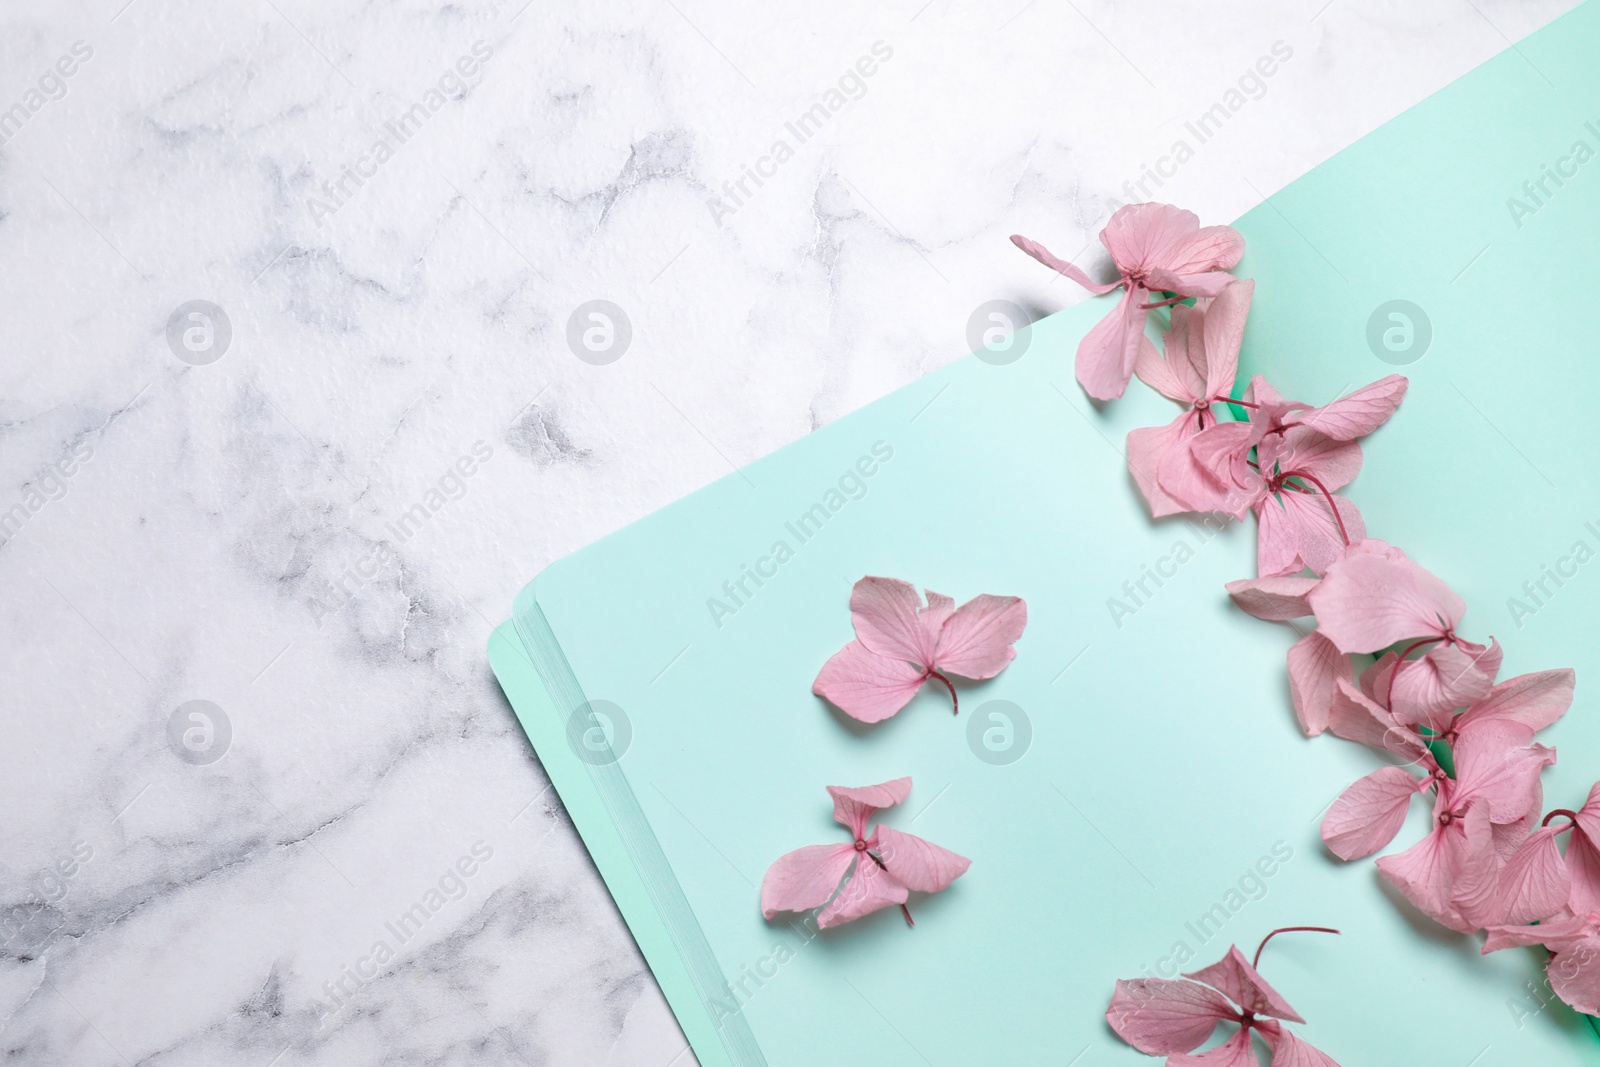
[488,626,741,1066]
[491,5,1600,1062]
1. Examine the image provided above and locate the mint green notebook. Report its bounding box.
[492,4,1600,1062]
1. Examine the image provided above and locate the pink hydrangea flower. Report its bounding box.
[1229,539,1517,736]
[761,777,969,929]
[1483,784,1600,1015]
[1369,721,1553,933]
[1106,928,1342,1065]
[1011,203,1244,400]
[1127,280,1253,517]
[813,577,1026,722]
[1229,374,1408,451]
[1307,540,1501,724]
[1162,376,1414,577]
[1320,670,1570,867]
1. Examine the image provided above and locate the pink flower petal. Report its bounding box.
[1167,1027,1259,1067]
[1411,565,1469,629]
[1135,279,1241,424]
[1491,816,1533,863]
[826,778,912,838]
[1161,421,1256,516]
[1279,431,1365,493]
[1359,650,1400,708]
[1269,1029,1342,1067]
[1484,912,1587,954]
[1199,280,1252,400]
[933,594,1027,680]
[1225,576,1319,621]
[1201,419,1261,486]
[1142,267,1188,291]
[1286,631,1352,737]
[1009,234,1120,294]
[1452,804,1509,933]
[1453,721,1553,824]
[1076,287,1151,401]
[1280,489,1365,578]
[1307,551,1461,654]
[1321,767,1422,861]
[1460,637,1503,678]
[760,843,857,920]
[1296,375,1408,441]
[1293,378,1407,442]
[1574,781,1600,851]
[1495,825,1573,925]
[1567,829,1600,917]
[1100,202,1195,268]
[1185,272,1243,298]
[1246,374,1288,409]
[1129,416,1202,518]
[1099,203,1244,277]
[1105,978,1234,1056]
[1376,805,1488,933]
[1548,936,1600,1017]
[919,590,956,635]
[1255,495,1304,579]
[1184,945,1305,1023]
[1147,267,1239,299]
[816,852,909,929]
[1458,668,1575,733]
[1135,305,1205,403]
[813,640,927,723]
[850,576,933,666]
[1325,678,1431,764]
[874,824,971,894]
[1387,643,1497,726]
[1563,786,1600,917]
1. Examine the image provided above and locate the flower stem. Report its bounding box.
[1253,926,1340,969]
[1544,809,1582,830]
[1285,469,1351,546]
[868,851,917,926]
[926,669,958,715]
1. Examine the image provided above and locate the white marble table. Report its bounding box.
[0,1,1579,1063]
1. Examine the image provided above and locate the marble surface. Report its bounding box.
[0,0,1581,1063]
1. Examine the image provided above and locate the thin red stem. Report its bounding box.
[926,669,958,715]
[1544,809,1582,830]
[868,850,917,926]
[1221,397,1259,409]
[1283,470,1351,546]
[1138,294,1187,310]
[1253,926,1340,969]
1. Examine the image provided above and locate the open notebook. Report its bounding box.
[492,3,1600,1062]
